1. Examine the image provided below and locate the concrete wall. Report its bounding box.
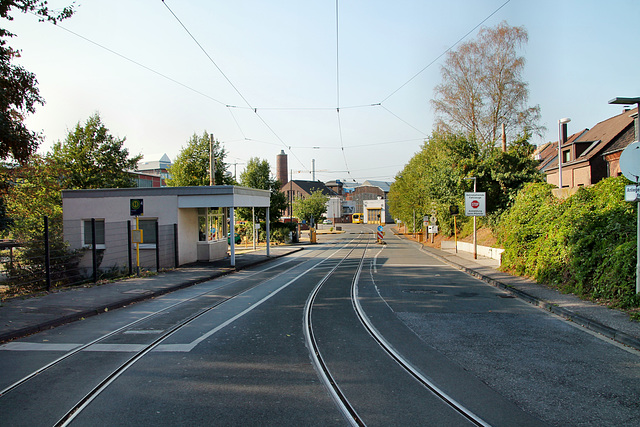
[178,208,199,265]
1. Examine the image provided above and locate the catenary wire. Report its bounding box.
[379,0,511,104]
[53,24,227,107]
[161,0,308,169]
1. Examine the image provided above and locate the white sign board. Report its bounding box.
[428,225,439,234]
[465,192,486,216]
[625,185,639,202]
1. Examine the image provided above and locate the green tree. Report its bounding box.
[0,1,74,163]
[1,155,82,292]
[389,130,541,235]
[432,21,543,153]
[2,154,63,239]
[49,113,141,189]
[237,157,287,223]
[166,131,233,186]
[293,190,328,226]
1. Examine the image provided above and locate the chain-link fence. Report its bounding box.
[1,217,177,296]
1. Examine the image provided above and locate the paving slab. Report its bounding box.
[0,247,302,343]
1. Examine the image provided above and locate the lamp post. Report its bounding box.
[609,97,640,294]
[558,118,571,189]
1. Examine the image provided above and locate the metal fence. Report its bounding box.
[0,216,177,295]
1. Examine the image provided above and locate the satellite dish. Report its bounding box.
[620,141,640,182]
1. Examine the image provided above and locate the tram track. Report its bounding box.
[0,254,305,399]
[0,236,363,426]
[305,231,491,426]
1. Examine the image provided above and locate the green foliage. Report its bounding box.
[0,1,74,163]
[432,21,543,152]
[389,130,541,236]
[49,113,141,189]
[2,155,64,239]
[166,131,233,187]
[497,178,638,309]
[1,157,81,291]
[293,190,328,226]
[236,157,287,223]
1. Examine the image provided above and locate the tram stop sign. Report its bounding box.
[130,199,144,216]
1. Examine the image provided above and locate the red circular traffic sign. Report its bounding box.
[471,200,480,209]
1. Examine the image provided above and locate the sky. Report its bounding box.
[5,0,640,183]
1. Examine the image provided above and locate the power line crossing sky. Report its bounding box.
[5,0,640,182]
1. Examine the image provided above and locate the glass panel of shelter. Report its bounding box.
[198,207,227,242]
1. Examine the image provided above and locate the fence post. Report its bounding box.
[127,220,132,276]
[173,223,179,268]
[91,218,97,283]
[44,216,51,292]
[155,220,160,272]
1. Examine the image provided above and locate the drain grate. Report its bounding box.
[498,294,516,299]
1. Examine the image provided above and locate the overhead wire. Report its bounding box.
[48,1,511,183]
[53,24,228,107]
[335,0,354,182]
[161,0,308,170]
[379,0,511,104]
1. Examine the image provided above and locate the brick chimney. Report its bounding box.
[276,150,288,186]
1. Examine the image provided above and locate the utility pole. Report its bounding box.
[501,123,507,152]
[209,133,215,186]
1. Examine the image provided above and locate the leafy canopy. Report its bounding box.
[49,113,142,189]
[0,1,74,163]
[293,190,328,226]
[166,131,234,187]
[388,130,542,235]
[432,21,543,153]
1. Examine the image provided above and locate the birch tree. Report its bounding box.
[432,21,543,153]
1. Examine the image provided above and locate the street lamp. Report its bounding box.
[558,118,571,189]
[609,97,640,294]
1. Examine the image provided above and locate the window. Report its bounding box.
[563,150,571,163]
[198,208,225,241]
[83,219,105,247]
[138,219,157,245]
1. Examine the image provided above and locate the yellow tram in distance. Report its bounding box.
[352,213,363,224]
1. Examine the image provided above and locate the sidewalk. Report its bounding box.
[407,236,640,351]
[0,246,303,344]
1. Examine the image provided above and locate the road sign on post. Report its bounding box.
[465,192,486,216]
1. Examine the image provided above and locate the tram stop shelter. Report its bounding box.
[62,186,271,270]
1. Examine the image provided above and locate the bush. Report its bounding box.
[496,177,638,309]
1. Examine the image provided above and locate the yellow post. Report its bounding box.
[453,215,458,254]
[136,216,140,275]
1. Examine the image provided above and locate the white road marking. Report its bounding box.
[1,342,81,352]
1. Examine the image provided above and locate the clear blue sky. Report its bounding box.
[5,0,640,182]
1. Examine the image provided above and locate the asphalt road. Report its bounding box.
[0,224,638,426]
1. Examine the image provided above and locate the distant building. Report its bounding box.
[135,154,172,187]
[539,108,637,189]
[281,180,338,219]
[351,180,393,222]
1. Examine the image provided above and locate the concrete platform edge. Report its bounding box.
[0,247,303,344]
